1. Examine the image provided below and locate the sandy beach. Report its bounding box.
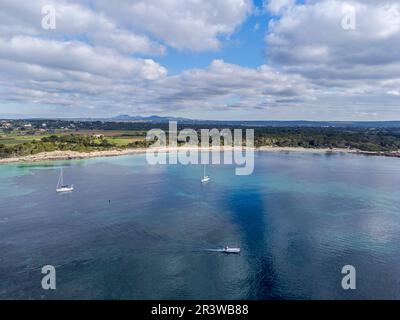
[1,145,398,165]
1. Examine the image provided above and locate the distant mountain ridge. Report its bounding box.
[2,114,400,128]
[109,115,400,128]
[112,115,192,122]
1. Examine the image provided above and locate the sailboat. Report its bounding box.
[201,164,210,183]
[56,168,74,193]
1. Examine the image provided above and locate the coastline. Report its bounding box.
[1,146,399,165]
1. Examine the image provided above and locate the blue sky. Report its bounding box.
[0,0,399,120]
[157,0,268,74]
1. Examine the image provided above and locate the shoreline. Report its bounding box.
[0,146,399,165]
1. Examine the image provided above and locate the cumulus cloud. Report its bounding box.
[95,0,253,51]
[0,0,311,117]
[266,0,400,97]
[0,36,166,80]
[136,60,314,110]
[0,0,398,119]
[266,0,296,15]
[0,56,313,116]
[0,0,166,55]
[0,0,169,115]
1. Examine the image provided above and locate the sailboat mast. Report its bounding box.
[56,167,73,192]
[57,168,63,188]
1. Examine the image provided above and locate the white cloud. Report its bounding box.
[265,0,400,108]
[388,90,400,97]
[266,0,296,15]
[0,0,165,56]
[0,56,313,116]
[0,36,166,80]
[0,0,398,120]
[0,0,307,116]
[95,0,253,51]
[142,60,314,110]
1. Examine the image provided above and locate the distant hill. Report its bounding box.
[109,116,400,128]
[2,114,400,128]
[220,120,400,128]
[112,115,193,123]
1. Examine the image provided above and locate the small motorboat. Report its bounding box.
[222,246,240,254]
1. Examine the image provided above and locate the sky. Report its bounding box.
[0,0,399,120]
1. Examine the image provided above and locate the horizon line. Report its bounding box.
[1,116,400,123]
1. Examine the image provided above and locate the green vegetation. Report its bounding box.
[0,134,114,158]
[253,127,400,152]
[0,132,154,158]
[1,119,400,159]
[0,134,47,145]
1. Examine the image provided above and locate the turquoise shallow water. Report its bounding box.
[0,151,400,299]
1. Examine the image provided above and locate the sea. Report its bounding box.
[0,151,400,299]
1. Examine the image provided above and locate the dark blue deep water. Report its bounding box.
[0,151,400,299]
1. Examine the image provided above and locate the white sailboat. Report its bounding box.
[56,168,74,193]
[201,164,210,183]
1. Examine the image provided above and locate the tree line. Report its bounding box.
[1,127,400,159]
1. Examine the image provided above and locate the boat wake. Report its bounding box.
[203,249,226,252]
